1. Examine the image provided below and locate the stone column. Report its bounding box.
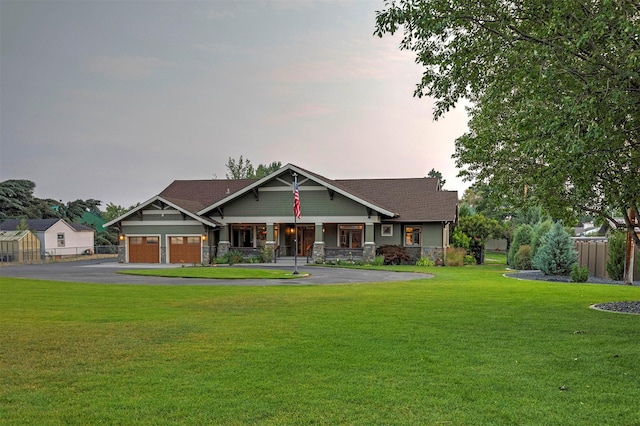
[218,224,230,257]
[363,222,376,263]
[312,222,325,263]
[265,223,276,262]
[117,239,126,263]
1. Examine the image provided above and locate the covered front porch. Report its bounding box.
[215,222,375,263]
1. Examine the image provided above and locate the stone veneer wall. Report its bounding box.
[312,241,325,263]
[362,243,375,263]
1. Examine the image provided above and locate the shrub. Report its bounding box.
[376,245,411,265]
[508,224,533,268]
[515,245,532,270]
[446,247,467,266]
[530,220,553,259]
[217,250,244,265]
[451,227,471,251]
[606,231,626,280]
[369,255,385,266]
[570,265,589,283]
[463,255,476,265]
[416,256,435,267]
[260,246,274,263]
[532,222,577,275]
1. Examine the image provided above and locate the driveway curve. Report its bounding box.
[0,259,432,286]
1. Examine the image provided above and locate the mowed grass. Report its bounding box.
[1,266,639,425]
[119,267,307,279]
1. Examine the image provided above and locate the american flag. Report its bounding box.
[293,180,301,219]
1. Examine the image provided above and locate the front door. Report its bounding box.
[296,226,315,256]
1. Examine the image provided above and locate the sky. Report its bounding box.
[1,0,470,209]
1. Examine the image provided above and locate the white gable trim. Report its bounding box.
[197,163,397,217]
[104,196,218,228]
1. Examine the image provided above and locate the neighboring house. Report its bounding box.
[0,218,95,256]
[104,164,458,264]
[0,230,41,262]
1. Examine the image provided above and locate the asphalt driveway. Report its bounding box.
[0,258,432,286]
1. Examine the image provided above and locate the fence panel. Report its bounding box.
[575,238,639,281]
[0,246,118,266]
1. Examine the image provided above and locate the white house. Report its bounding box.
[0,218,95,256]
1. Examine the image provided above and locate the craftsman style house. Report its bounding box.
[104,164,458,264]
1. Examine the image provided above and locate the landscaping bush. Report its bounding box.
[606,231,625,280]
[515,245,532,270]
[532,222,577,275]
[416,256,435,267]
[508,224,533,268]
[376,245,411,265]
[260,246,274,263]
[570,265,589,283]
[217,250,244,265]
[446,247,466,266]
[451,227,471,251]
[530,220,552,259]
[463,255,477,265]
[369,255,385,266]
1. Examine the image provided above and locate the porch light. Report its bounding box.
[202,234,207,241]
[119,234,125,241]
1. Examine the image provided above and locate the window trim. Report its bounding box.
[404,225,422,247]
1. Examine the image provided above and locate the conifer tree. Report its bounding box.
[532,222,577,276]
[508,224,533,268]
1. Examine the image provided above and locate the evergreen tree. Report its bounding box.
[508,224,533,268]
[532,222,577,276]
[606,231,626,281]
[530,220,553,259]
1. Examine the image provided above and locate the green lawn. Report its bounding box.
[1,265,639,425]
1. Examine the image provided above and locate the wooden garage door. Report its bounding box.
[128,236,160,263]
[169,236,201,264]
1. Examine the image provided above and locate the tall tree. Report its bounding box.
[375,0,640,244]
[255,161,282,179]
[103,203,130,223]
[225,156,255,179]
[224,157,282,179]
[0,179,37,219]
[426,168,446,189]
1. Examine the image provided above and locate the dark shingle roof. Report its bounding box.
[159,179,257,213]
[336,178,457,222]
[0,218,95,232]
[152,166,457,223]
[0,218,60,231]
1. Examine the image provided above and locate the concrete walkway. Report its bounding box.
[0,258,432,286]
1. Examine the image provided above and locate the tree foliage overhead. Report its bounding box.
[375,0,640,243]
[427,168,446,189]
[225,156,282,179]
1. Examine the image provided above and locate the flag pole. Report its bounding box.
[292,173,299,275]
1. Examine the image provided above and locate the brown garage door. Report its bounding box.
[128,236,160,263]
[169,236,201,264]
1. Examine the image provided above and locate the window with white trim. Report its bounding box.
[404,226,421,246]
[339,224,363,248]
[57,233,65,247]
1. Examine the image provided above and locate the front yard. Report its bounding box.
[1,264,638,424]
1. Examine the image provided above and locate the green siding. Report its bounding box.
[376,223,402,246]
[211,189,372,218]
[122,224,204,239]
[422,223,443,246]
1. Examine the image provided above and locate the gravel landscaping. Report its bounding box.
[507,269,640,315]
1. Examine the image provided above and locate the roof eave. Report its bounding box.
[104,196,219,228]
[197,163,398,217]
